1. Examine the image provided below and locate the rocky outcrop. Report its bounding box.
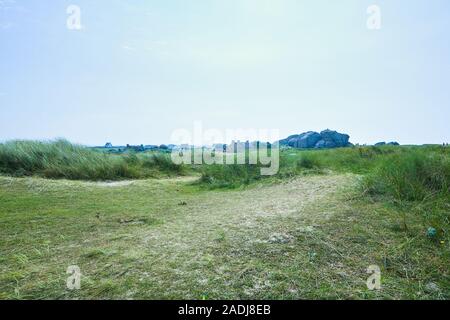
[279,129,351,149]
[281,131,322,149]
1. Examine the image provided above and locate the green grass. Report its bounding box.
[280,145,430,174]
[0,173,448,299]
[198,145,449,189]
[0,141,448,299]
[0,140,185,181]
[363,149,449,201]
[361,148,449,245]
[197,164,263,189]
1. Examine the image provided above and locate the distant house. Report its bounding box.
[105,142,113,148]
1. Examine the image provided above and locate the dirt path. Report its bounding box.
[2,173,447,299]
[126,174,357,299]
[0,173,359,299]
[143,174,355,245]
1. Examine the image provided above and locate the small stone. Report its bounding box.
[426,227,437,238]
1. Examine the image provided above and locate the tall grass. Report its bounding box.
[142,153,185,175]
[0,140,184,180]
[361,148,449,235]
[1,140,449,199]
[197,146,413,188]
[362,151,449,201]
[283,146,399,174]
[199,164,262,188]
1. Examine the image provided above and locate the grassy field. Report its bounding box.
[0,141,448,299]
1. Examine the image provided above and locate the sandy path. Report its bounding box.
[124,174,357,298]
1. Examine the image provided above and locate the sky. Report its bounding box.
[0,0,449,146]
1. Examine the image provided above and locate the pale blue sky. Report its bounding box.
[1,0,449,145]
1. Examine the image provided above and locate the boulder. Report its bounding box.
[279,134,300,148]
[298,131,323,148]
[315,139,338,149]
[279,129,351,149]
[279,131,322,148]
[319,129,350,148]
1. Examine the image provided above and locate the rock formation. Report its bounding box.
[279,130,352,149]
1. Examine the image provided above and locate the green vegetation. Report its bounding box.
[198,145,449,188]
[363,149,449,201]
[0,141,448,299]
[362,148,449,243]
[198,164,263,189]
[0,140,184,180]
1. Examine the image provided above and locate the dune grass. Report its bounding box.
[362,149,449,201]
[197,146,385,188]
[0,140,185,181]
[360,148,449,241]
[198,145,449,188]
